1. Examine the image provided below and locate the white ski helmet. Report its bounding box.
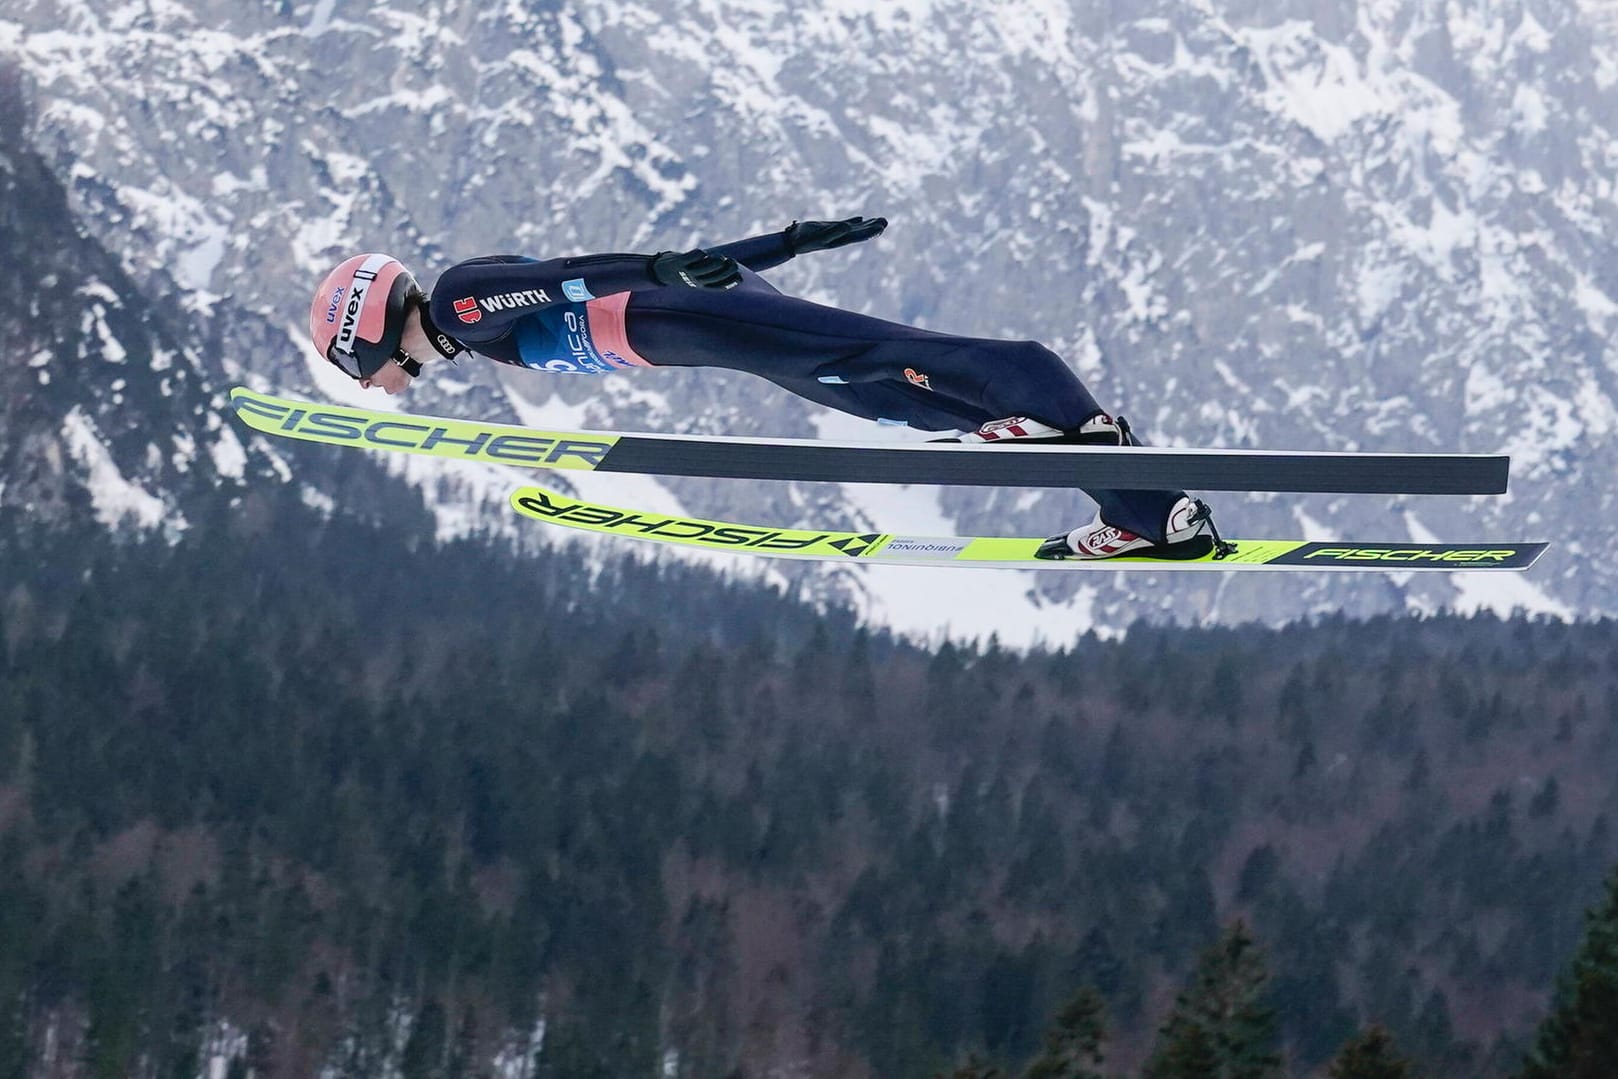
[309,253,423,378]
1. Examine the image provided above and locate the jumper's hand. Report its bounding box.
[785,216,888,254]
[650,249,742,289]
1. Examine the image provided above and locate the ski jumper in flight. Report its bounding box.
[307,218,1222,559]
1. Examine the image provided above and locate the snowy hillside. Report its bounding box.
[4,0,1617,635]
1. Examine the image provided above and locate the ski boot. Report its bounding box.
[1035,495,1233,561]
[940,412,1127,444]
[938,415,1233,560]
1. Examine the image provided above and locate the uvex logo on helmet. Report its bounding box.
[453,296,482,325]
[334,268,376,354]
[323,285,346,325]
[308,254,419,380]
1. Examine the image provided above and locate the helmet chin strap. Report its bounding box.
[379,299,463,380]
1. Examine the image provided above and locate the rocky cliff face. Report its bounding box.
[0,63,231,540]
[4,0,1614,633]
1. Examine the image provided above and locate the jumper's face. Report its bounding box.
[359,359,413,394]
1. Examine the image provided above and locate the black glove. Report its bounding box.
[649,249,742,289]
[785,216,888,255]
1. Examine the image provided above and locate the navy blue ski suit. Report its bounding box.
[426,225,1185,541]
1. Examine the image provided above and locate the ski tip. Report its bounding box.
[228,385,285,414]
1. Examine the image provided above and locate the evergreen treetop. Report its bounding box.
[1518,866,1618,1079]
[1328,1025,1420,1079]
[1143,921,1282,1079]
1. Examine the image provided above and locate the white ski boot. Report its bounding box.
[1036,496,1233,561]
[944,412,1127,444]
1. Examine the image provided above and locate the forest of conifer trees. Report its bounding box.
[2,483,1618,1078]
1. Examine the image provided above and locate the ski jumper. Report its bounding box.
[427,227,1185,541]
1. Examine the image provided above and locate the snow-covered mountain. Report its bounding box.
[0,68,240,541]
[4,0,1615,636]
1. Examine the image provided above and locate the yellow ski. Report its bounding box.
[509,486,1548,572]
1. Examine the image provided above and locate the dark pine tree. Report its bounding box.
[1329,1025,1421,1079]
[1143,921,1283,1079]
[400,997,447,1079]
[1022,986,1108,1079]
[1518,866,1618,1079]
[935,1051,1007,1079]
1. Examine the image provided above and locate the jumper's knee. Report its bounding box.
[977,340,1101,427]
